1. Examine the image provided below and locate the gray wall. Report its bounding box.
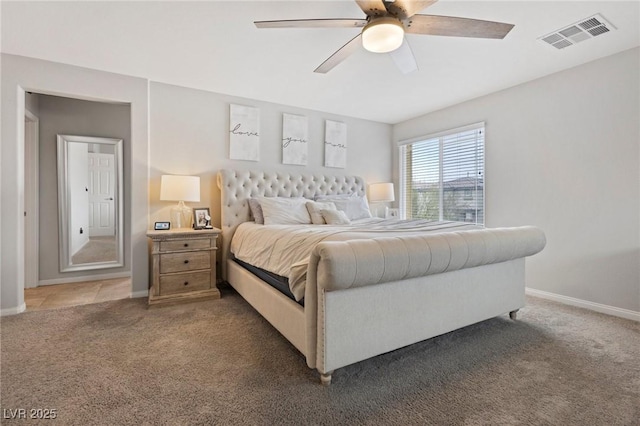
[393,47,640,312]
[37,94,132,281]
[149,82,393,229]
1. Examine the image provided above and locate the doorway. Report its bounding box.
[23,92,132,310]
[24,277,131,310]
[88,151,117,237]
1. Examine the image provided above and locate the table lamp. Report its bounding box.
[160,175,200,229]
[369,182,395,218]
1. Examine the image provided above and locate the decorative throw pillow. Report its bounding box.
[315,194,372,221]
[306,201,337,224]
[321,209,351,225]
[248,198,264,224]
[259,197,312,225]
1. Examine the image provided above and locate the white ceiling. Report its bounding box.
[2,1,638,124]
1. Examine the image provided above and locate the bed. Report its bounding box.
[217,170,546,385]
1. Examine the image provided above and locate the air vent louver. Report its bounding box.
[539,14,615,50]
[579,18,602,30]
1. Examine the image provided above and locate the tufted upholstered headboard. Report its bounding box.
[216,169,366,280]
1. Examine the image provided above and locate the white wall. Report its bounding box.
[149,82,393,229]
[1,53,149,314]
[67,142,90,256]
[394,47,640,313]
[25,92,39,115]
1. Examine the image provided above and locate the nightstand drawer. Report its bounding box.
[160,238,212,252]
[160,251,210,273]
[160,271,210,295]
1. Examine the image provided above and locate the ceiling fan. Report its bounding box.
[254,0,514,74]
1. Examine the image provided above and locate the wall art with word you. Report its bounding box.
[282,113,308,166]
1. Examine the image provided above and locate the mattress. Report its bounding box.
[230,218,481,300]
[233,258,301,305]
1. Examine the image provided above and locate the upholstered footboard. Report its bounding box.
[304,227,546,384]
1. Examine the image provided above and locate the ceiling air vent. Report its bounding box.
[539,14,616,50]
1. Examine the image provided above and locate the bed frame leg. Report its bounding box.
[320,371,333,386]
[509,309,519,320]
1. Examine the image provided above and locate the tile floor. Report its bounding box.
[24,277,131,311]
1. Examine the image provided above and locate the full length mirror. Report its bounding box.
[57,134,124,272]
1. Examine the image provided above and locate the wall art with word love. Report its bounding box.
[229,104,260,161]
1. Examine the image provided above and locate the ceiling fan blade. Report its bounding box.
[389,38,418,74]
[354,0,388,17]
[314,33,362,74]
[405,14,514,39]
[255,19,366,29]
[386,0,438,20]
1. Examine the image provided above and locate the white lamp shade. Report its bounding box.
[369,182,395,203]
[160,175,200,202]
[362,17,405,53]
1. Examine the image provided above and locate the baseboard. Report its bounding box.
[131,290,149,298]
[38,271,131,286]
[525,288,640,322]
[1,303,26,317]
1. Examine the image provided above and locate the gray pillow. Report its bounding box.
[248,198,264,224]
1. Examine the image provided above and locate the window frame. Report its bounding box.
[398,122,485,224]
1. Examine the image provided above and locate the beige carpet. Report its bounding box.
[1,289,638,425]
[71,236,117,264]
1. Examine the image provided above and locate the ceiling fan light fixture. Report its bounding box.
[362,17,404,53]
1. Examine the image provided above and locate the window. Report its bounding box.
[399,123,484,224]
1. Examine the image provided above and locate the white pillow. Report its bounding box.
[315,194,372,220]
[258,197,311,225]
[321,209,351,225]
[306,201,337,224]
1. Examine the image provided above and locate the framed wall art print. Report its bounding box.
[229,104,260,161]
[324,120,347,168]
[282,113,308,166]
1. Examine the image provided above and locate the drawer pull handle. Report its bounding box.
[184,260,189,264]
[184,243,189,247]
[184,281,189,286]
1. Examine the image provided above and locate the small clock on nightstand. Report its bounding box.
[146,227,221,307]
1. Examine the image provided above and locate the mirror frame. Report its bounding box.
[57,134,124,272]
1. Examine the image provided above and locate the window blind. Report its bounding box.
[399,123,485,224]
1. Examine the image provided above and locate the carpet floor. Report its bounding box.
[71,236,117,264]
[1,288,638,425]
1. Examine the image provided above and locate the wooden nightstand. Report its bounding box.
[147,228,221,307]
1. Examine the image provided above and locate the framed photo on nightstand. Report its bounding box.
[193,207,212,229]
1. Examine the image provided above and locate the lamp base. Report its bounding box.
[373,204,389,218]
[170,201,193,229]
